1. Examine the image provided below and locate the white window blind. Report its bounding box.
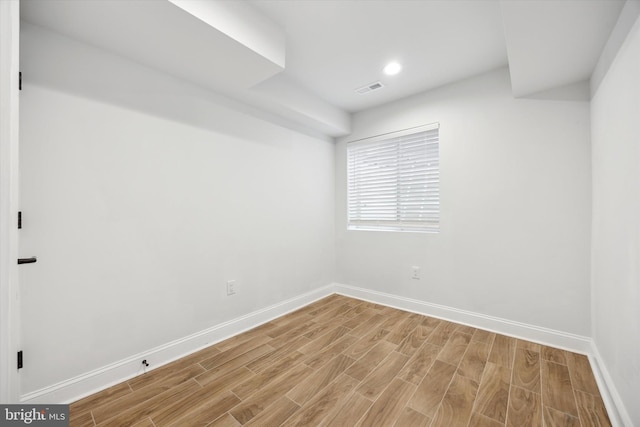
[347,123,439,232]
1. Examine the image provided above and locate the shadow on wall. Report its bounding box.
[19,22,323,149]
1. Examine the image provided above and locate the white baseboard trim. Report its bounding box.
[589,342,632,427]
[333,283,632,426]
[333,283,592,354]
[22,281,629,427]
[20,284,335,404]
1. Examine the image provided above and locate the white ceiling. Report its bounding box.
[20,0,625,137]
[250,0,509,113]
[502,0,625,97]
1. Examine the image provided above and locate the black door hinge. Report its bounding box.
[17,351,23,369]
[19,72,22,91]
[18,211,22,229]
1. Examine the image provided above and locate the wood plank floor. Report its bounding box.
[69,295,611,427]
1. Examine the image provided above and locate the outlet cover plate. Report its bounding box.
[226,280,236,295]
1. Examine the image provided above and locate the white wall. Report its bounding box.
[591,13,640,427]
[19,24,335,395]
[336,68,592,336]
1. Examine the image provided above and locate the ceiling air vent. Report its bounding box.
[355,81,385,94]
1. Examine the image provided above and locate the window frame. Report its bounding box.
[346,123,440,233]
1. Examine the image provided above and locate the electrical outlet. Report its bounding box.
[226,280,236,296]
[412,266,420,280]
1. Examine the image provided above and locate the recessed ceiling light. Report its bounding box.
[383,61,402,76]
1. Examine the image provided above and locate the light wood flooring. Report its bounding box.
[69,294,611,427]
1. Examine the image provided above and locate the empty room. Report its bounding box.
[1,0,639,426]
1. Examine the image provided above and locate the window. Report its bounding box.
[347,123,439,233]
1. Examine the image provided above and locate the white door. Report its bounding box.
[0,0,22,404]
